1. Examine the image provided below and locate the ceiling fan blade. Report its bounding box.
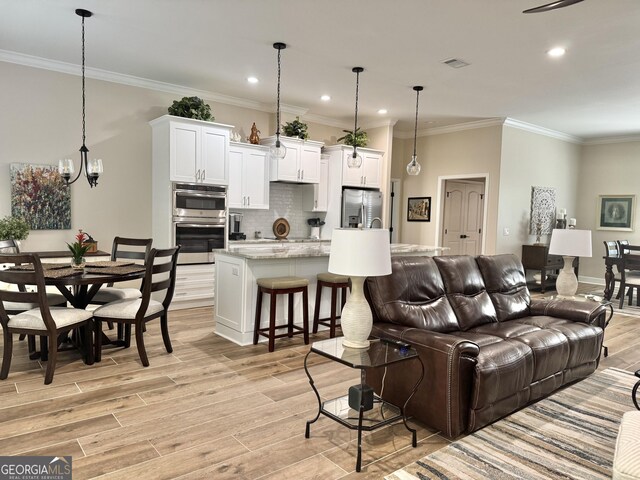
[523,0,584,13]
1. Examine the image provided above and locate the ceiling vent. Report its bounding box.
[442,58,470,69]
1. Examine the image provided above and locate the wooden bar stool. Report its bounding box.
[312,273,351,338]
[254,276,310,352]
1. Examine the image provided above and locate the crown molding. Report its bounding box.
[394,118,505,139]
[503,118,583,144]
[361,118,398,130]
[302,113,351,129]
[278,103,309,116]
[582,134,640,146]
[0,49,272,112]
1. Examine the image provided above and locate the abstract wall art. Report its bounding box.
[10,163,71,230]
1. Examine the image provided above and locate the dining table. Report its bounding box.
[12,257,147,362]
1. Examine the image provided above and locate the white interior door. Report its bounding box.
[442,181,485,255]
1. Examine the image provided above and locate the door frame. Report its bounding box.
[435,173,489,254]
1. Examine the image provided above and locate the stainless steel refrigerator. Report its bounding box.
[342,188,383,228]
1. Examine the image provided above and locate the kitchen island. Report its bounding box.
[214,242,443,346]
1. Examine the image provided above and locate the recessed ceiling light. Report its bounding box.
[247,76,259,84]
[547,47,566,58]
[320,94,331,101]
[378,109,388,115]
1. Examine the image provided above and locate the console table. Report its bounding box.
[303,337,423,472]
[522,244,579,293]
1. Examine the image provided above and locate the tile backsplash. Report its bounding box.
[232,183,327,240]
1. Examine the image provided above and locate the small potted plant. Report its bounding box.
[168,96,214,121]
[282,117,309,140]
[67,230,91,269]
[0,215,29,250]
[337,127,368,147]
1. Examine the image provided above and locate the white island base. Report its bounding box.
[214,244,442,346]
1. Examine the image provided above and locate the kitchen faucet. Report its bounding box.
[369,217,382,228]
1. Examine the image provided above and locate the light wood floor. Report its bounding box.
[0,285,639,479]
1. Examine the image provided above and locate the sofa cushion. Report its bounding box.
[476,254,530,321]
[366,256,460,332]
[434,256,497,330]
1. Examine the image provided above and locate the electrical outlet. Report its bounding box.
[503,227,510,236]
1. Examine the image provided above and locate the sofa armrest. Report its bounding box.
[369,323,479,438]
[530,297,607,329]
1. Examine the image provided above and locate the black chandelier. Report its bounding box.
[406,86,423,176]
[58,8,103,188]
[269,42,287,160]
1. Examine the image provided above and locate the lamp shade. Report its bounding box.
[328,228,391,277]
[548,229,592,257]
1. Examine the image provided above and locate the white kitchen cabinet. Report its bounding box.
[171,263,215,310]
[303,155,329,212]
[260,136,323,184]
[228,142,270,209]
[151,115,233,185]
[340,148,383,188]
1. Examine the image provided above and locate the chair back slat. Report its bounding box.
[618,240,630,255]
[136,246,180,316]
[107,237,152,287]
[0,253,55,331]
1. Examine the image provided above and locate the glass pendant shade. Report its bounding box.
[269,138,287,160]
[347,148,362,168]
[406,155,421,176]
[58,158,75,181]
[88,158,103,178]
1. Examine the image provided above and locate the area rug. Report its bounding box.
[386,368,637,480]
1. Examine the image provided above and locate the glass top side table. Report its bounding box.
[304,336,424,472]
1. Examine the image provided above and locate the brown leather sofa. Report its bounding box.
[364,254,607,438]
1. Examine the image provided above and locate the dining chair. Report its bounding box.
[0,239,68,359]
[618,240,630,255]
[0,253,94,384]
[93,246,180,366]
[90,236,153,304]
[603,241,625,300]
[618,245,640,309]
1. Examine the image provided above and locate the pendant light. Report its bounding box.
[269,42,287,160]
[347,67,364,168]
[59,9,103,188]
[406,86,423,176]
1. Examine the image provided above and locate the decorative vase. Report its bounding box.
[70,257,86,270]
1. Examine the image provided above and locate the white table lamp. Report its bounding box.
[548,229,592,297]
[328,228,392,348]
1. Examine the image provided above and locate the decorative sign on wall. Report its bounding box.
[530,186,556,239]
[597,194,635,231]
[10,163,71,230]
[407,197,431,222]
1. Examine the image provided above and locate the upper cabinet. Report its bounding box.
[150,115,233,185]
[324,145,385,189]
[303,155,329,212]
[260,136,323,184]
[228,142,270,209]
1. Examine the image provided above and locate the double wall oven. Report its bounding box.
[172,183,226,264]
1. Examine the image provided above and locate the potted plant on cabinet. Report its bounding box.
[168,96,214,121]
[337,127,368,147]
[282,117,309,140]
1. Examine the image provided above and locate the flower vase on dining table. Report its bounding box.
[67,229,90,271]
[70,257,86,270]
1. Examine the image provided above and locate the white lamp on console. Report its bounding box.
[328,228,392,348]
[548,228,592,297]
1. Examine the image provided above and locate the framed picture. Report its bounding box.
[407,197,431,222]
[597,195,635,231]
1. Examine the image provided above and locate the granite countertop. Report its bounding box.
[229,237,331,245]
[219,243,444,260]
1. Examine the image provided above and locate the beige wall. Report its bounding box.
[0,61,344,252]
[577,140,640,280]
[496,126,582,256]
[395,125,503,253]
